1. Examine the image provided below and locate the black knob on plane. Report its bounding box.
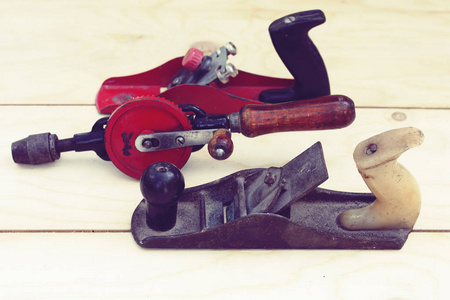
[140,161,185,231]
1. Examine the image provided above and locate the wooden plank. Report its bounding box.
[0,0,448,107]
[0,232,448,299]
[1,106,449,230]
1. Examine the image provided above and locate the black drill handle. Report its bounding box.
[258,10,330,103]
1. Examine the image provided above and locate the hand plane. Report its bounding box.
[131,127,424,249]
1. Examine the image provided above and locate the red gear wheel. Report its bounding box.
[105,96,192,179]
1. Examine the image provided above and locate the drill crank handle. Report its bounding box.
[229,95,355,138]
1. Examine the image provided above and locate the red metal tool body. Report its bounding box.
[96,57,294,115]
[103,95,355,178]
[96,10,330,115]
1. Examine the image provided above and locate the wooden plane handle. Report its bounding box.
[230,95,355,138]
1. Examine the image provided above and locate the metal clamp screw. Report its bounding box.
[216,63,238,84]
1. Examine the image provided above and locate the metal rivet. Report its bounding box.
[142,138,159,149]
[214,148,226,158]
[264,172,277,185]
[142,139,153,149]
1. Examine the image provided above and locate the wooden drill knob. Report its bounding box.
[208,129,233,160]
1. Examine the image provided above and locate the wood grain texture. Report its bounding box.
[0,232,448,299]
[237,95,355,137]
[0,1,449,299]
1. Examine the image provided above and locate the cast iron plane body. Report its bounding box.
[131,143,412,250]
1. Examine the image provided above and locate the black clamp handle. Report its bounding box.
[258,10,330,103]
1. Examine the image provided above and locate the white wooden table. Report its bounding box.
[1,1,449,298]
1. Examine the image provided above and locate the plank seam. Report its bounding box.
[0,229,448,234]
[0,104,449,110]
[0,230,130,233]
[0,104,95,107]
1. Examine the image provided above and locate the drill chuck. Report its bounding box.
[11,133,60,165]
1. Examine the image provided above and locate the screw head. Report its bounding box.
[175,136,185,146]
[172,77,181,85]
[365,143,378,155]
[284,16,296,23]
